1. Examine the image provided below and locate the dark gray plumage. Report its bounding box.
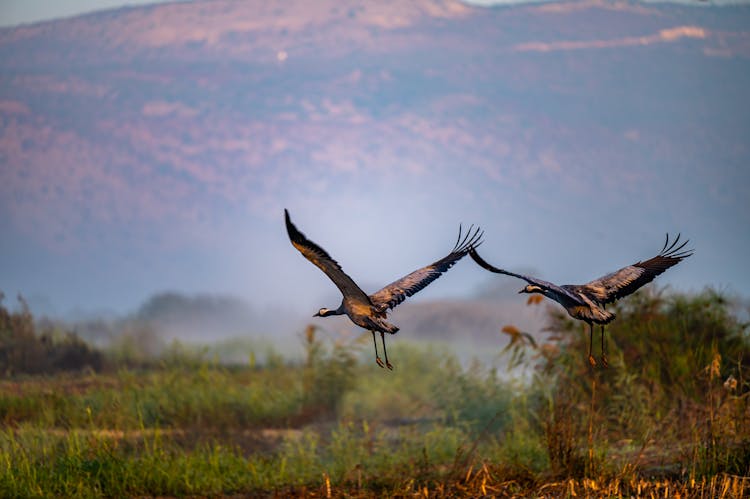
[470,234,693,367]
[285,209,482,369]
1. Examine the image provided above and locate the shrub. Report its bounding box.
[0,292,103,375]
[528,287,750,478]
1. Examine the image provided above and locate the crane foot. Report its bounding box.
[588,354,597,367]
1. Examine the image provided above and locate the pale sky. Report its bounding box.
[2,0,748,28]
[0,0,178,27]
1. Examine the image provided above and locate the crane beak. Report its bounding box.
[517,289,525,294]
[313,312,321,317]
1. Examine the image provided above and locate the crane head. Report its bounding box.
[314,307,334,317]
[519,284,544,294]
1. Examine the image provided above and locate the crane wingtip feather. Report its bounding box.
[284,209,305,244]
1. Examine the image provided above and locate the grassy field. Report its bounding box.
[1,288,748,497]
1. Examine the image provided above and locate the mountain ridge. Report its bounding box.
[1,0,749,313]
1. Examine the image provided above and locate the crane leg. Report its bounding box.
[372,331,385,368]
[588,322,597,367]
[600,325,608,368]
[381,332,393,370]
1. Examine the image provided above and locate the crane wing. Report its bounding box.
[469,247,583,303]
[469,248,555,290]
[369,225,483,311]
[285,209,371,304]
[582,233,693,304]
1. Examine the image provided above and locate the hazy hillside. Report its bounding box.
[1,0,749,321]
[1,0,748,249]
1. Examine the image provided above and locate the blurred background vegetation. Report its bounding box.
[0,287,748,497]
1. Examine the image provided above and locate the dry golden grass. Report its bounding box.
[244,468,750,498]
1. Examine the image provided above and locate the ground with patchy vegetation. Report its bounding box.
[0,288,748,497]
